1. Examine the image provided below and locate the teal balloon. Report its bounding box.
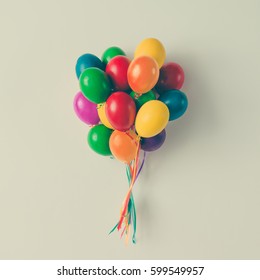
[75,53,104,79]
[87,124,113,156]
[79,67,111,104]
[158,89,188,121]
[130,90,156,111]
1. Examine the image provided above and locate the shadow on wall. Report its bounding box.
[135,50,218,239]
[165,51,218,151]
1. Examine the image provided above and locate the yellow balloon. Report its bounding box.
[135,100,169,137]
[97,103,113,129]
[134,38,166,68]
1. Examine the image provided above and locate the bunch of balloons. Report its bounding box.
[74,38,188,243]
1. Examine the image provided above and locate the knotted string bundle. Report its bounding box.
[73,38,188,244]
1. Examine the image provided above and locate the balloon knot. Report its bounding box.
[96,103,104,109]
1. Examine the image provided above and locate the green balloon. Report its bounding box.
[130,90,156,111]
[79,67,111,104]
[101,46,126,64]
[87,124,113,156]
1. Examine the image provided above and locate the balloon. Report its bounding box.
[106,91,136,131]
[134,38,166,68]
[135,100,169,137]
[127,56,159,94]
[102,46,126,65]
[156,62,185,93]
[87,124,113,156]
[158,89,188,121]
[109,130,139,163]
[97,103,113,129]
[73,92,99,125]
[141,129,166,152]
[79,67,111,104]
[106,56,130,91]
[130,90,156,111]
[75,53,104,79]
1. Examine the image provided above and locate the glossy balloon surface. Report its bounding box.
[79,67,111,104]
[73,92,99,125]
[158,89,188,121]
[106,91,136,131]
[130,90,156,111]
[102,46,126,65]
[97,103,113,129]
[135,100,169,137]
[127,56,159,94]
[109,130,138,163]
[106,55,130,91]
[75,53,104,79]
[87,124,112,156]
[156,62,184,93]
[134,38,166,68]
[141,129,166,152]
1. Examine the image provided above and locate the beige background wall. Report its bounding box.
[0,0,259,259]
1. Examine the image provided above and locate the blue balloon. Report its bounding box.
[158,89,188,121]
[75,54,104,79]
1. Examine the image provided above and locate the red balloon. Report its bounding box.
[156,62,185,93]
[105,56,131,91]
[106,91,136,131]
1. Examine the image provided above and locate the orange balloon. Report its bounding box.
[127,56,159,95]
[109,130,139,163]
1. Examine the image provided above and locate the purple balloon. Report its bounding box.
[73,92,100,125]
[141,129,166,152]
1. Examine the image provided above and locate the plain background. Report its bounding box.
[0,0,259,259]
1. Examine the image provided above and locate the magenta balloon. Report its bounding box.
[73,92,100,125]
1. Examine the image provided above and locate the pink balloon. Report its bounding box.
[73,92,99,125]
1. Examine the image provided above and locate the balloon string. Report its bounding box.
[108,164,133,236]
[128,150,146,242]
[125,224,130,245]
[120,225,126,238]
[117,140,140,231]
[109,147,146,244]
[135,151,146,182]
[126,165,136,243]
[117,139,140,230]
